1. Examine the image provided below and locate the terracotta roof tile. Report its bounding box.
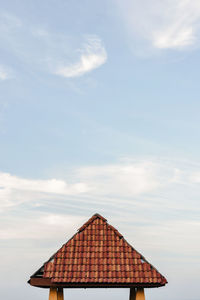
[32,214,167,286]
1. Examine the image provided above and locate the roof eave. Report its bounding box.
[28,277,167,289]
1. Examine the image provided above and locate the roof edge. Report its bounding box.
[29,277,167,289]
[78,213,107,232]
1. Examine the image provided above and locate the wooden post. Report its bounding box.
[135,288,145,300]
[58,288,64,300]
[49,287,58,300]
[129,288,136,300]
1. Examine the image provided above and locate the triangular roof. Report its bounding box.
[29,213,167,288]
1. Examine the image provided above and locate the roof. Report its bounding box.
[28,213,167,288]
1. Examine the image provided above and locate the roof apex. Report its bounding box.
[78,213,107,232]
[93,213,107,220]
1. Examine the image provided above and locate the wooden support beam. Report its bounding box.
[58,288,64,300]
[129,288,136,300]
[49,287,58,300]
[135,288,145,300]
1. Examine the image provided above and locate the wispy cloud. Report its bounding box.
[0,159,169,212]
[1,157,200,300]
[0,12,107,78]
[76,160,166,196]
[54,37,107,78]
[0,214,85,240]
[1,157,200,214]
[0,172,89,211]
[117,0,200,50]
[1,158,200,289]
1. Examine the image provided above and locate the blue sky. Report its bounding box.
[0,1,200,300]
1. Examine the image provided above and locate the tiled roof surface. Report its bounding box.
[41,214,167,285]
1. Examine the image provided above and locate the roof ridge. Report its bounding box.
[78,213,107,232]
[120,235,167,281]
[107,224,123,238]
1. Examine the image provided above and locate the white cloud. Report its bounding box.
[133,219,200,256]
[189,171,200,182]
[1,157,200,214]
[0,13,107,78]
[54,37,107,78]
[0,65,12,80]
[76,160,169,196]
[1,155,200,262]
[0,159,173,213]
[0,172,89,211]
[117,0,200,50]
[0,214,86,240]
[0,172,88,194]
[0,158,200,300]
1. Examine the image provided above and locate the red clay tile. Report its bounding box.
[35,214,167,286]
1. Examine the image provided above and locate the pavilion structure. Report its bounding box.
[28,213,167,300]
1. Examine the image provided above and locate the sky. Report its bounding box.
[0,1,200,300]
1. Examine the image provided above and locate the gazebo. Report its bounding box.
[28,213,167,300]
